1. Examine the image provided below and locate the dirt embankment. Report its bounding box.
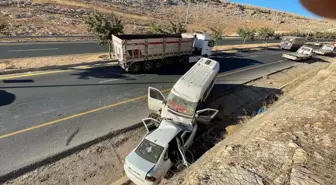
[0,0,335,36]
[167,57,336,184]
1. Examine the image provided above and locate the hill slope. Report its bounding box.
[0,0,335,36]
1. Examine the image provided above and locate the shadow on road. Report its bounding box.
[70,66,136,80]
[0,90,16,106]
[3,79,34,83]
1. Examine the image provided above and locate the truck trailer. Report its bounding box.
[112,33,214,73]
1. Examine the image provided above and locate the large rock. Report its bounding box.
[290,167,324,185]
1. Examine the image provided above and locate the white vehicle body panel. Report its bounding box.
[148,58,219,126]
[124,120,197,185]
[313,44,334,55]
[282,46,313,61]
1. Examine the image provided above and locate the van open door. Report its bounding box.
[148,87,165,114]
[195,108,219,124]
[142,118,160,134]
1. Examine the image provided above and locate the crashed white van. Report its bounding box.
[148,57,220,127]
[124,58,220,185]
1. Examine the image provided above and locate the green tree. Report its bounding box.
[85,11,124,59]
[150,20,186,34]
[258,27,275,43]
[209,26,226,46]
[237,27,256,44]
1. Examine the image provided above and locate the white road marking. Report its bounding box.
[8,48,59,52]
[98,79,120,83]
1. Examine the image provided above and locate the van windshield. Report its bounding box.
[166,92,198,116]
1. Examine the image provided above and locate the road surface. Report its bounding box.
[0,39,279,59]
[0,49,296,179]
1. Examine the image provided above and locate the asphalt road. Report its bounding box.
[0,39,279,59]
[0,49,297,178]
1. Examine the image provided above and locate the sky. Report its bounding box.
[229,0,319,18]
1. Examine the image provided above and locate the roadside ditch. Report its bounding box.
[3,56,330,185]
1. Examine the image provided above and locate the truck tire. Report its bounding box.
[143,61,153,72]
[155,60,163,69]
[130,63,141,73]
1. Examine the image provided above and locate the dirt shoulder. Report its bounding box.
[0,53,113,74]
[167,56,336,184]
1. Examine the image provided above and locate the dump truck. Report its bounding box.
[112,33,214,73]
[282,46,313,61]
[313,44,335,55]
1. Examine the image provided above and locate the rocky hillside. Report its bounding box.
[0,0,335,36]
[167,56,336,184]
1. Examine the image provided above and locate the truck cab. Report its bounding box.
[148,57,220,127]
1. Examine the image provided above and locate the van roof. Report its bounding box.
[172,58,219,102]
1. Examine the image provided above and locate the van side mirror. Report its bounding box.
[195,108,219,124]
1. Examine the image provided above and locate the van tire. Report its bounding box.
[143,61,153,72]
[130,63,141,73]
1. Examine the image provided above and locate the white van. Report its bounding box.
[148,57,220,127]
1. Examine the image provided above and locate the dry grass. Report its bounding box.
[0,52,111,71]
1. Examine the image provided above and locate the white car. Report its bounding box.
[313,44,334,55]
[124,118,198,185]
[282,46,313,61]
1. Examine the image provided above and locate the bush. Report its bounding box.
[258,27,275,43]
[237,27,256,44]
[85,11,124,59]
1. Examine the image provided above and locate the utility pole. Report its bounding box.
[185,0,190,26]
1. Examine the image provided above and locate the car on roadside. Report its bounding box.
[282,46,313,61]
[313,44,335,55]
[124,118,198,185]
[280,36,305,51]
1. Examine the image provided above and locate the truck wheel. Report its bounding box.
[155,60,163,69]
[143,61,153,72]
[130,63,141,73]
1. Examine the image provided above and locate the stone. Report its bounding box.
[288,140,298,148]
[292,147,307,164]
[290,167,324,185]
[313,152,324,160]
[321,135,332,147]
[312,122,323,128]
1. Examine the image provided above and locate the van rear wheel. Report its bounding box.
[130,63,141,73]
[143,61,153,72]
